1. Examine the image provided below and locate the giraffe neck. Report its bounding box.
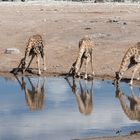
[119,94,138,120]
[118,46,138,79]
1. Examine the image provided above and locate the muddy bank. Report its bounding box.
[82,132,140,140]
[83,134,140,140]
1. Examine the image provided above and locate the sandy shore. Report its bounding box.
[0,2,140,140]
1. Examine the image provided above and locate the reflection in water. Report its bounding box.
[65,77,93,115]
[1,76,140,139]
[15,76,46,111]
[116,85,140,121]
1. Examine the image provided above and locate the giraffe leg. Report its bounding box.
[11,58,24,74]
[77,58,84,77]
[25,55,35,72]
[90,52,94,76]
[136,71,140,80]
[85,57,90,79]
[130,64,140,86]
[42,54,46,71]
[24,47,31,68]
[36,55,41,75]
[40,45,46,71]
[17,58,24,69]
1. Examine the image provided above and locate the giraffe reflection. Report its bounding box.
[116,85,140,121]
[15,76,46,111]
[66,77,93,115]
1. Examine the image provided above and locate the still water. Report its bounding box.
[0,76,140,140]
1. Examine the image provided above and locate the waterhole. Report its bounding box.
[0,76,140,140]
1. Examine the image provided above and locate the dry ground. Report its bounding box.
[0,3,140,78]
[0,2,140,140]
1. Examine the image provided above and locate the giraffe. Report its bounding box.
[15,34,46,75]
[68,36,95,79]
[116,86,140,121]
[15,75,46,111]
[65,77,93,115]
[114,42,140,86]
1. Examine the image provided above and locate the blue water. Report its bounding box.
[0,76,140,140]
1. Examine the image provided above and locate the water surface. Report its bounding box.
[0,76,140,140]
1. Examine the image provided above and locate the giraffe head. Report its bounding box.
[69,61,78,77]
[69,65,75,75]
[114,71,123,85]
[20,58,27,74]
[116,71,121,79]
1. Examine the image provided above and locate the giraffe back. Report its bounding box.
[76,37,94,67]
[25,34,43,55]
[78,36,94,57]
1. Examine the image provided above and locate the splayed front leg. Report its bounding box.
[129,64,140,86]
[90,51,95,77]
[43,55,46,71]
[36,55,41,75]
[41,49,46,71]
[25,55,35,72]
[84,57,90,79]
